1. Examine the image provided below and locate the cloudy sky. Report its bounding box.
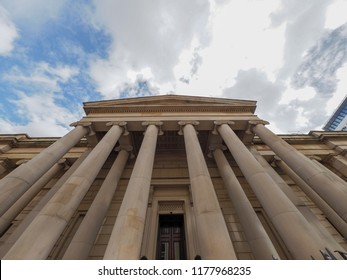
[0,0,347,136]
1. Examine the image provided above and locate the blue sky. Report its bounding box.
[0,0,347,136]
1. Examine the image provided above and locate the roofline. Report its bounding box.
[83,94,257,107]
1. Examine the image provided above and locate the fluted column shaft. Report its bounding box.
[213,148,278,259]
[275,158,347,239]
[217,123,327,259]
[4,125,123,259]
[182,123,236,260]
[63,149,129,259]
[104,124,159,260]
[0,125,89,216]
[252,123,347,222]
[0,160,66,235]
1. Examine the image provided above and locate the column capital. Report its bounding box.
[213,120,235,126]
[15,159,29,166]
[248,120,270,136]
[212,121,235,135]
[142,121,163,126]
[70,121,95,136]
[114,145,133,152]
[273,155,282,163]
[106,121,129,135]
[57,158,70,171]
[178,120,200,126]
[207,144,227,158]
[70,121,90,127]
[209,144,227,151]
[178,121,199,135]
[115,145,135,158]
[142,121,164,135]
[248,120,270,127]
[308,155,322,161]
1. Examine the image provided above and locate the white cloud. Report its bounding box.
[174,0,284,96]
[325,0,347,29]
[89,0,211,98]
[272,0,332,80]
[223,68,284,120]
[1,91,79,137]
[0,6,18,55]
[291,23,347,96]
[0,0,68,30]
[4,62,79,92]
[280,84,316,104]
[221,68,331,134]
[2,62,80,136]
[89,58,128,99]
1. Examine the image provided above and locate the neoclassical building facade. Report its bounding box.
[0,95,347,260]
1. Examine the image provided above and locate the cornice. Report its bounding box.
[84,105,255,115]
[83,94,256,106]
[309,130,347,140]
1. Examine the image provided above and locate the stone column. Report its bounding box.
[217,122,328,259]
[180,122,236,260]
[3,123,124,260]
[0,159,67,236]
[249,146,304,206]
[0,150,91,258]
[252,122,347,223]
[327,155,347,177]
[250,147,346,252]
[104,123,161,260]
[0,124,90,216]
[212,147,278,259]
[275,157,347,239]
[63,148,130,259]
[311,158,347,186]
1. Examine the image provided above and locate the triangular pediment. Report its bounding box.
[83,94,257,114]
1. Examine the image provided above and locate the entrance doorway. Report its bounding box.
[156,214,186,260]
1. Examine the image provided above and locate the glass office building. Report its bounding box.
[324,96,347,131]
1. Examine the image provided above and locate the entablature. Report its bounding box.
[78,116,262,132]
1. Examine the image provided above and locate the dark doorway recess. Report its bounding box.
[156,214,187,260]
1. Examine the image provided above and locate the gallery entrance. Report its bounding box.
[156,214,186,260]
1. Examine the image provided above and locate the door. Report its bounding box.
[156,214,186,260]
